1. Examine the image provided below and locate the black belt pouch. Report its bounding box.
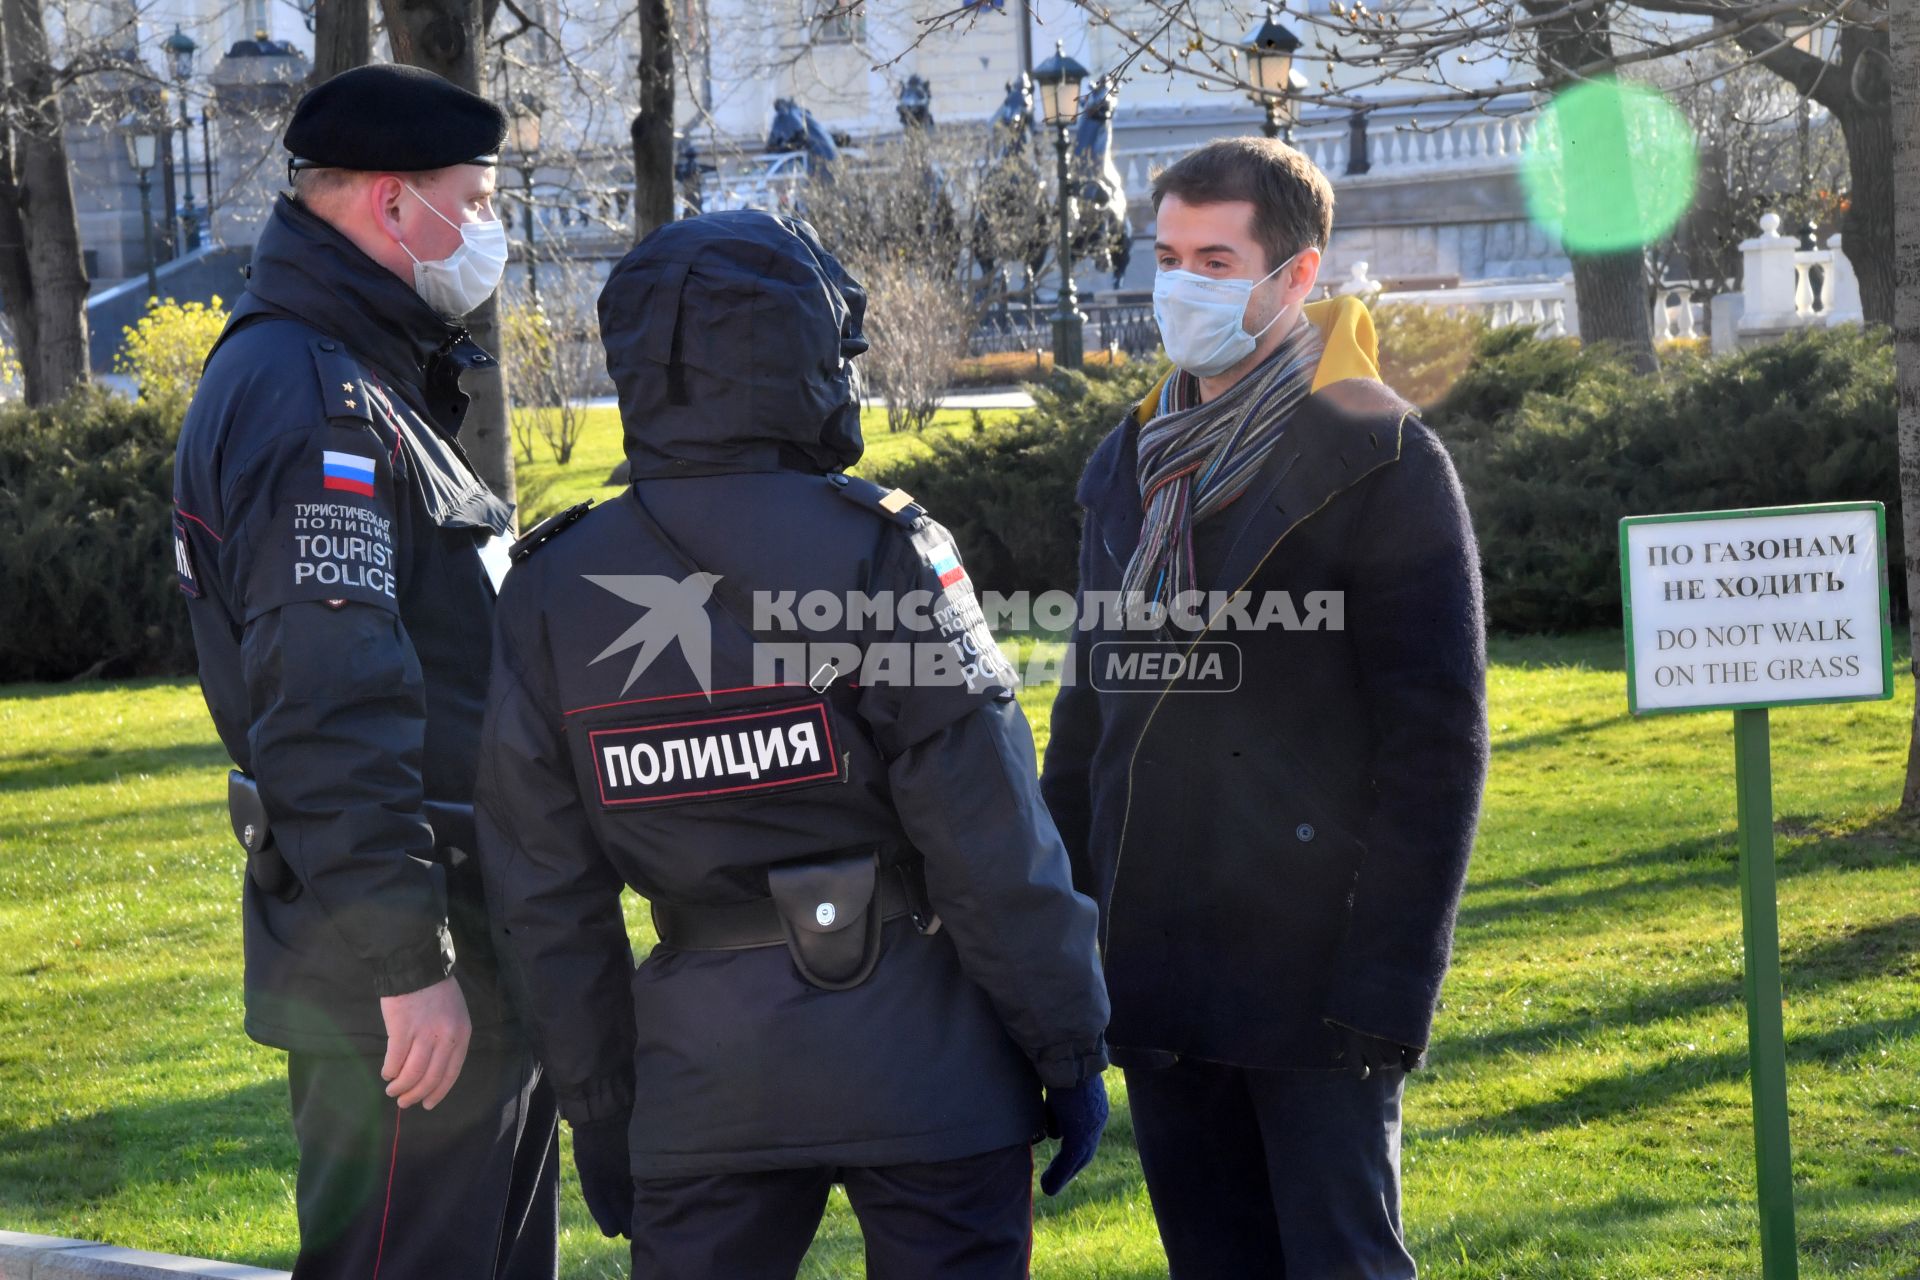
[765,850,883,991]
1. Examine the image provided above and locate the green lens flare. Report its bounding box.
[1522,79,1698,254]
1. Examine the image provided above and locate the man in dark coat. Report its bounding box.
[474,209,1111,1278]
[171,65,557,1280]
[1041,137,1489,1278]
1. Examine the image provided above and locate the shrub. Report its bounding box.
[501,294,597,466]
[861,258,973,434]
[0,323,20,401]
[865,358,1168,594]
[0,389,194,682]
[114,296,228,418]
[1431,324,1898,633]
[947,348,1127,389]
[872,322,1895,635]
[1372,303,1491,409]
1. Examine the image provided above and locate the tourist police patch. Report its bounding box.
[589,699,842,808]
[909,520,1016,697]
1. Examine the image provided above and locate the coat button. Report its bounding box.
[1295,823,1315,842]
[815,902,836,927]
[318,340,336,352]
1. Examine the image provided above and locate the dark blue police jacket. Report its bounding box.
[1041,375,1490,1071]
[172,195,516,1055]
[475,212,1109,1176]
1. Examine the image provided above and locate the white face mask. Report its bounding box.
[398,182,508,319]
[1151,250,1301,378]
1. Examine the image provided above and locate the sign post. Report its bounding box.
[1619,502,1893,1280]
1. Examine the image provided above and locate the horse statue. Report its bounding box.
[1068,73,1133,287]
[971,74,1052,296]
[897,75,935,132]
[767,97,845,182]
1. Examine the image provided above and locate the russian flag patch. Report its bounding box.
[322,451,377,497]
[931,549,966,590]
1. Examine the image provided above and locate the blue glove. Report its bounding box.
[570,1118,633,1239]
[1039,1074,1109,1196]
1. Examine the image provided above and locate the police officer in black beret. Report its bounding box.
[172,64,558,1279]
[474,210,1112,1276]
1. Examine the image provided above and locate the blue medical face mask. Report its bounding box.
[1152,250,1301,378]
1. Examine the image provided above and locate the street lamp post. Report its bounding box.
[509,94,544,303]
[1033,40,1088,372]
[164,26,200,250]
[124,123,161,299]
[200,109,216,233]
[1240,8,1302,142]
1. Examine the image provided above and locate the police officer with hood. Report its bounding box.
[475,209,1111,1276]
[171,65,557,1279]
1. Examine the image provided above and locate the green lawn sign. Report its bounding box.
[1619,501,1893,1280]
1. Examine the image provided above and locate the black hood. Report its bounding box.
[598,211,869,479]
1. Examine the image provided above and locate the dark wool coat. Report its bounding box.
[1041,374,1490,1069]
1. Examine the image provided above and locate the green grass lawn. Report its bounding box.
[2,632,1917,1277]
[511,406,1013,529]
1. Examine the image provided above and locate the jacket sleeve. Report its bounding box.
[858,521,1110,1089]
[1039,514,1104,895]
[224,423,452,997]
[1325,420,1489,1050]
[474,570,636,1127]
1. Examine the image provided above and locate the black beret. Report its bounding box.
[284,64,508,173]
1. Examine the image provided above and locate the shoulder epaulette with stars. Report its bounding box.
[826,472,926,527]
[307,336,372,425]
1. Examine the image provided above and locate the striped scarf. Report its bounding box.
[1121,318,1322,611]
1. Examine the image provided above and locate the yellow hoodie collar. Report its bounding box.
[1132,293,1381,427]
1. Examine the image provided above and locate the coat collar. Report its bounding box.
[238,195,498,410]
[1079,377,1411,600]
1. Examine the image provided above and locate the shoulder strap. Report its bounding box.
[827,473,926,527]
[307,336,374,427]
[510,501,594,563]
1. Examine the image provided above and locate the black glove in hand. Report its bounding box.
[1039,1074,1109,1197]
[1329,1021,1422,1078]
[570,1117,633,1239]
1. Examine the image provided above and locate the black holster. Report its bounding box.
[228,771,474,901]
[229,769,300,902]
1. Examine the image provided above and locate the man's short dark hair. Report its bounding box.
[1151,137,1335,273]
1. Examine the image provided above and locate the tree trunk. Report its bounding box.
[1831,27,1893,328]
[379,0,516,510]
[1890,2,1920,810]
[1570,250,1656,372]
[1736,20,1893,328]
[0,0,91,405]
[1525,0,1658,373]
[631,0,675,242]
[0,129,42,388]
[311,0,373,84]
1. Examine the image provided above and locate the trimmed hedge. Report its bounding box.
[866,360,1168,595]
[873,324,1897,635]
[1431,324,1898,633]
[0,391,193,682]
